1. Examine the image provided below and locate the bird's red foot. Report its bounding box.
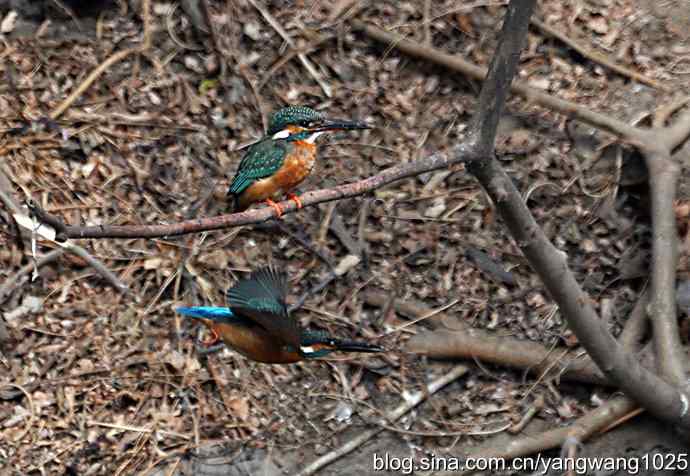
[265,198,284,217]
[287,193,303,209]
[201,327,220,346]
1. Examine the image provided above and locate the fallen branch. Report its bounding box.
[530,17,670,92]
[407,329,610,386]
[350,20,637,140]
[431,396,637,476]
[294,365,468,476]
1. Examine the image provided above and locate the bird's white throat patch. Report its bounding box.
[300,345,316,354]
[305,131,325,144]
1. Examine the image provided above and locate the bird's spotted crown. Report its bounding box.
[268,106,325,135]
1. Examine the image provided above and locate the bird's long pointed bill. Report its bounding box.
[312,118,370,132]
[335,340,384,353]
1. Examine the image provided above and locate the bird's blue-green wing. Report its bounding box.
[227,139,287,196]
[226,266,300,347]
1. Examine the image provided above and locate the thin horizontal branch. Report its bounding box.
[56,152,452,239]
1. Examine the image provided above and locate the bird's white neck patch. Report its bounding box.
[300,345,316,355]
[272,129,291,140]
[305,131,325,144]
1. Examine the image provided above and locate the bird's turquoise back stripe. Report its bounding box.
[176,306,237,323]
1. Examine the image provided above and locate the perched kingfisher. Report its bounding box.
[176,267,383,363]
[228,106,370,216]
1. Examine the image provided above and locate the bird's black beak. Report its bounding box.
[334,339,384,353]
[312,118,371,133]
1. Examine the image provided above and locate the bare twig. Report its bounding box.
[294,365,468,476]
[618,286,650,351]
[258,35,335,91]
[423,0,432,46]
[433,396,636,476]
[509,395,544,434]
[362,290,449,329]
[351,20,638,139]
[381,299,460,337]
[49,0,152,120]
[0,249,65,303]
[653,96,690,128]
[1,170,128,294]
[247,0,332,97]
[1,383,35,442]
[87,420,191,440]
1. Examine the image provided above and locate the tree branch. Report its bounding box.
[52,152,452,239]
[446,0,690,426]
[352,8,690,426]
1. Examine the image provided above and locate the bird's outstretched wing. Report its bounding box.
[225,266,300,348]
[227,139,287,197]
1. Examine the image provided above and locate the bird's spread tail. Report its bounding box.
[176,306,234,322]
[229,192,246,213]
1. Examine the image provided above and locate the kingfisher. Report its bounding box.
[228,106,370,216]
[176,266,383,363]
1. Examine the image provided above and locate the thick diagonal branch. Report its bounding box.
[454,0,690,425]
[355,13,690,424]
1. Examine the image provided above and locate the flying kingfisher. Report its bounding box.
[176,266,383,363]
[228,106,370,216]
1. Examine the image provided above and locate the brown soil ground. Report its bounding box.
[1,0,689,474]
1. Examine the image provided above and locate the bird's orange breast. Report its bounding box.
[236,141,316,209]
[272,141,316,191]
[209,321,302,364]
